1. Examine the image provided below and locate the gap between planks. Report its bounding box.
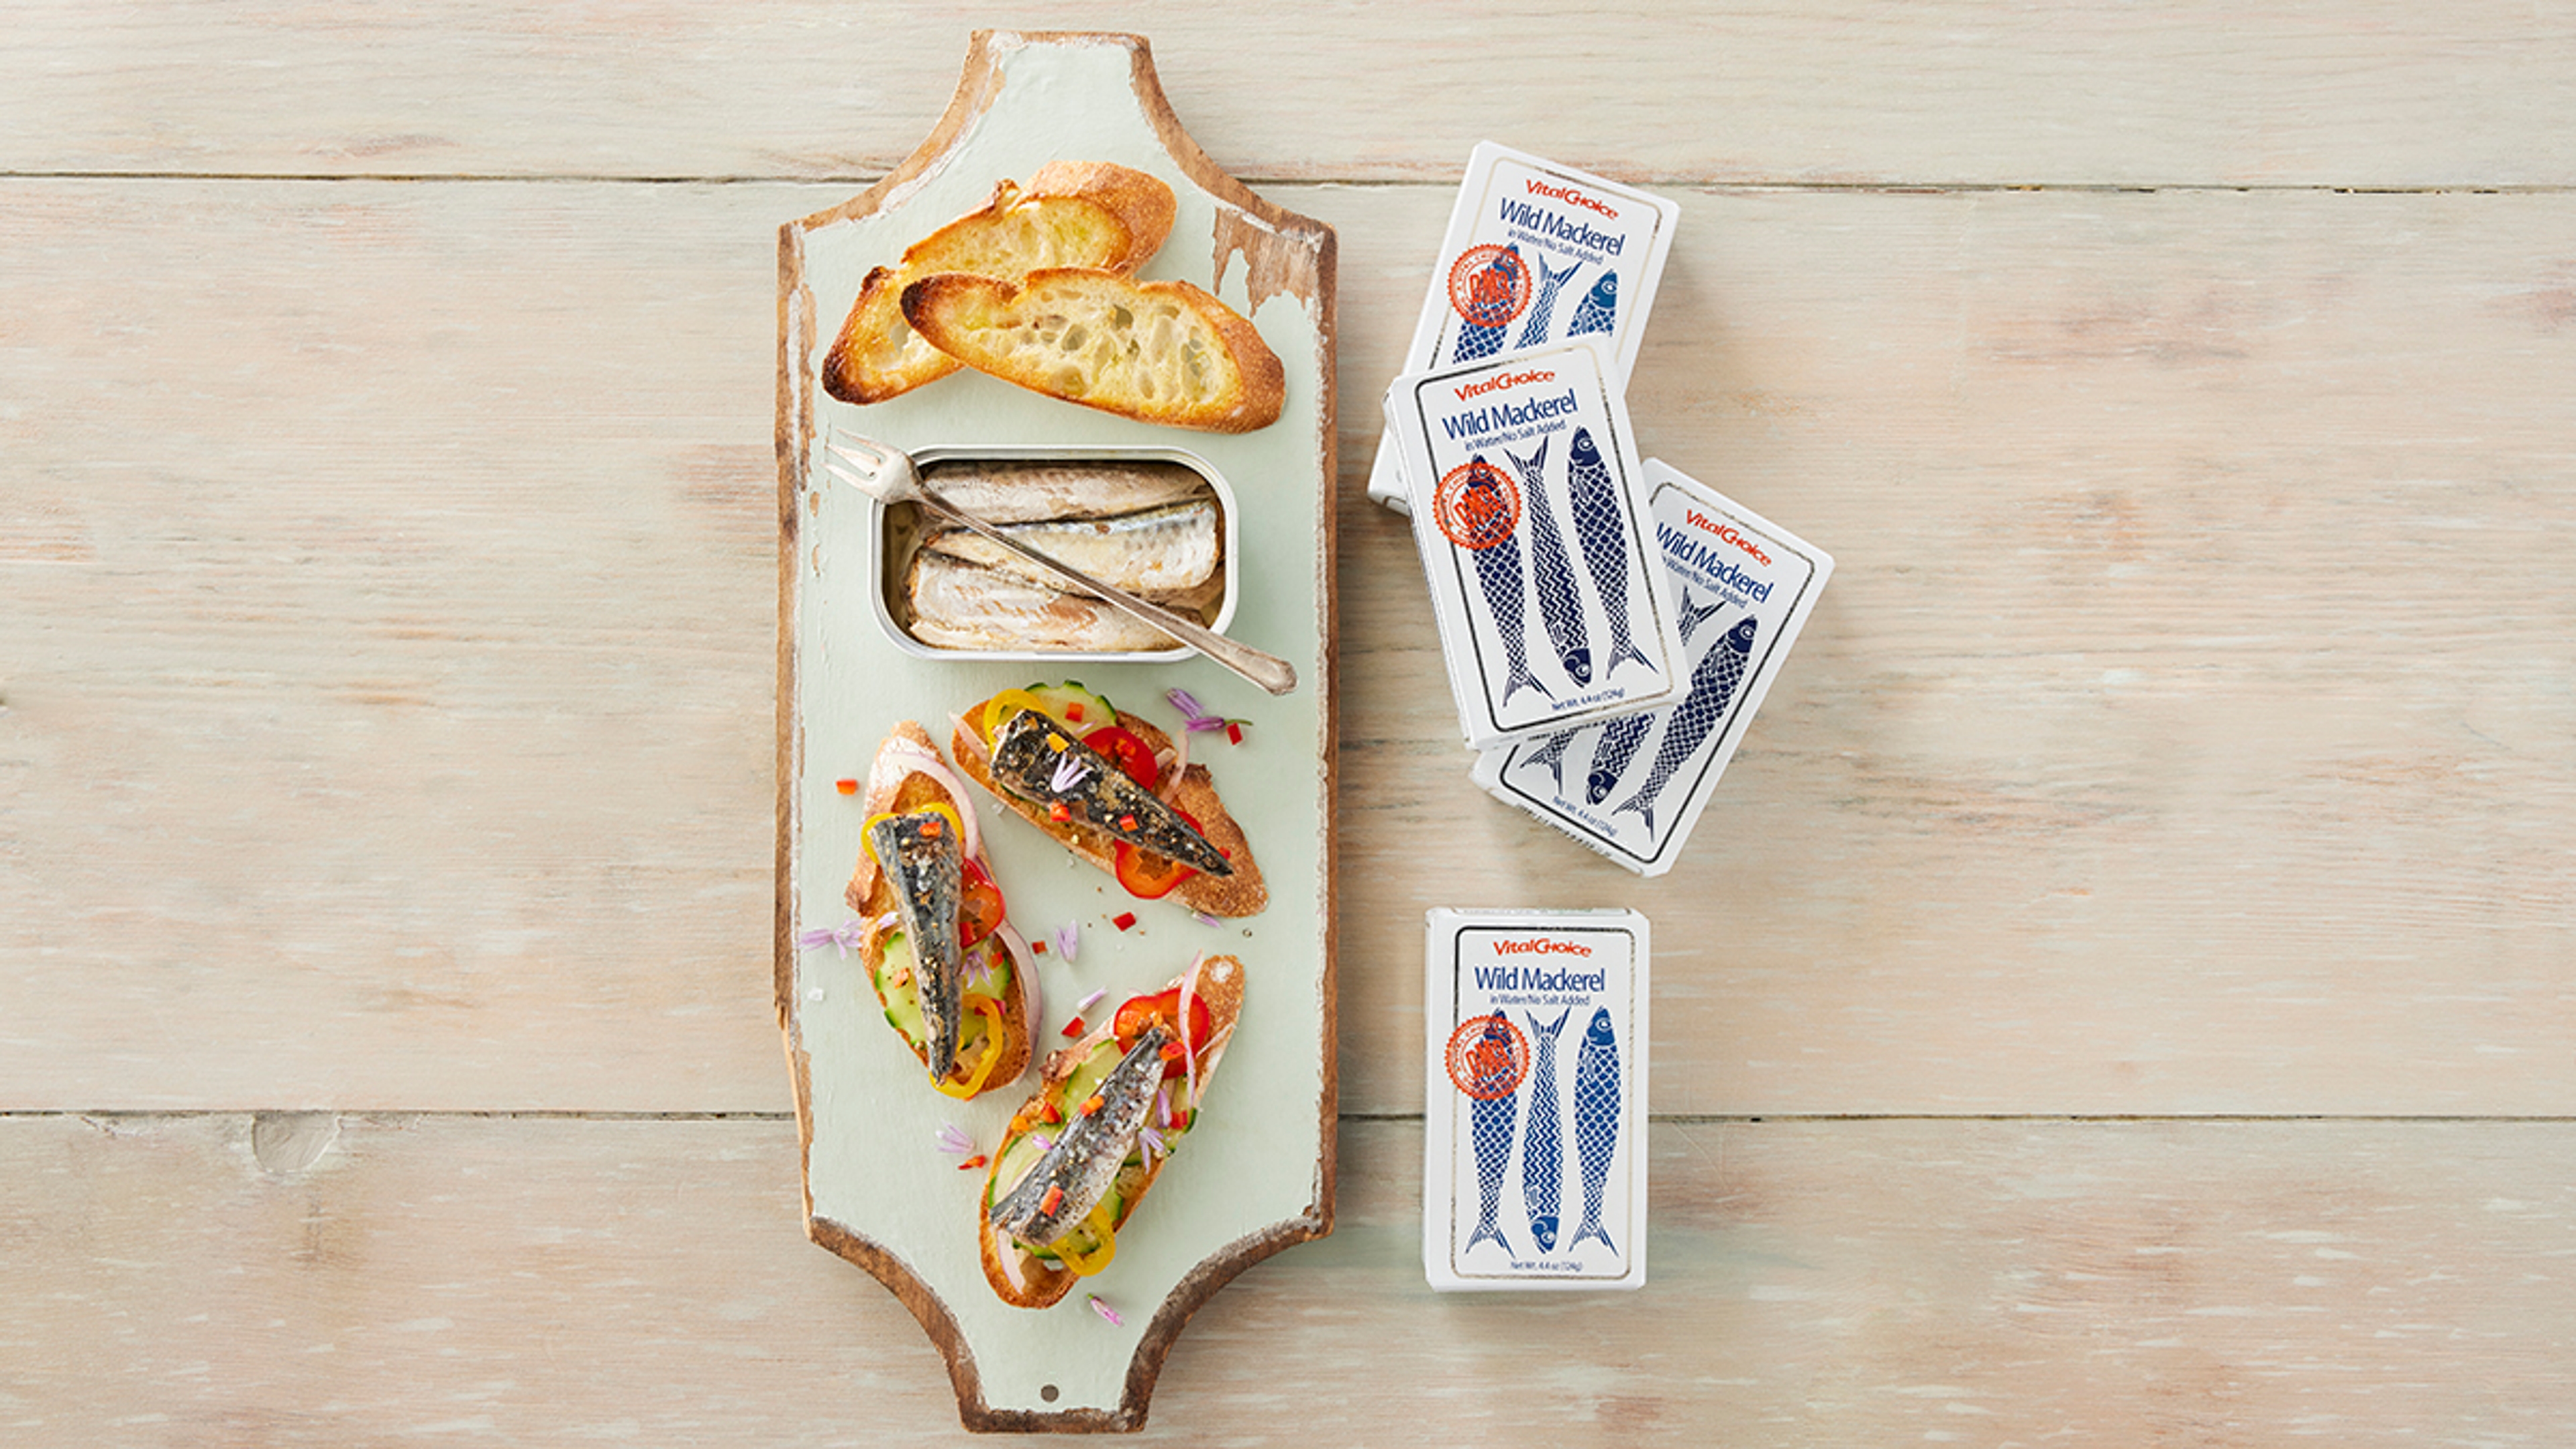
[7,169,2576,195]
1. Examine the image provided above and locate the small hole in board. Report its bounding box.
[1040,1385,1060,1403]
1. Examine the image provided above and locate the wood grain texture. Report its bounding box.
[6,180,2572,1114]
[6,1114,2573,1444]
[5,3,2575,187]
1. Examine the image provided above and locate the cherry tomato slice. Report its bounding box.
[1112,986,1214,1077]
[1081,725,1159,790]
[1110,803,1203,900]
[957,857,1005,951]
[1112,839,1197,900]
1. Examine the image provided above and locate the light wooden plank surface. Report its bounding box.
[6,180,2569,1114]
[6,1114,2573,1444]
[7,3,2575,1438]
[7,2,2576,187]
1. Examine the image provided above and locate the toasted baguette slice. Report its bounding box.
[822,162,1177,406]
[844,722,1035,1097]
[950,695,1267,918]
[979,954,1244,1307]
[902,268,1285,433]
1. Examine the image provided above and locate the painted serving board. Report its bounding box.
[772,32,1336,1434]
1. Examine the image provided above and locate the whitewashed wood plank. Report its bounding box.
[5,181,2571,1116]
[5,3,2575,187]
[5,1115,2573,1442]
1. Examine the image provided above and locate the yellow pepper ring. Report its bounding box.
[934,993,1010,1100]
[1053,1203,1119,1277]
[981,689,1057,743]
[860,802,965,867]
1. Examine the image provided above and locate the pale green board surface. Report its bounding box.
[780,36,1332,1419]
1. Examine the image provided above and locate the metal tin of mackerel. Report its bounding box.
[1385,339,1686,751]
[1424,907,1648,1292]
[1367,140,1682,515]
[869,444,1240,664]
[1472,459,1835,875]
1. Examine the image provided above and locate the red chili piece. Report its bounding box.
[1118,814,1138,832]
[1049,802,1072,822]
[1226,722,1242,745]
[957,1154,987,1171]
[1040,1184,1065,1216]
[835,778,858,794]
[1059,1017,1085,1038]
[1113,912,1137,931]
[1078,1095,1104,1118]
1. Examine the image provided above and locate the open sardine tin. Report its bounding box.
[1471,461,1833,875]
[1385,339,1686,750]
[1425,908,1648,1292]
[870,445,1239,663]
[1367,142,1680,515]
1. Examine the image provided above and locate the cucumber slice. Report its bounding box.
[874,934,926,1046]
[874,932,996,1056]
[1028,682,1118,731]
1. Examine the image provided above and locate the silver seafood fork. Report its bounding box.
[822,435,1298,696]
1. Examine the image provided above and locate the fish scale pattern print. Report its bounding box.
[1508,439,1592,688]
[1463,1012,1521,1256]
[1521,1008,1571,1254]
[1611,614,1756,830]
[1564,428,1654,680]
[1456,457,1549,706]
[1569,1006,1622,1253]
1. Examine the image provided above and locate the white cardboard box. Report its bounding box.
[1424,908,1649,1292]
[1366,142,1680,515]
[1472,460,1834,874]
[1384,339,1687,751]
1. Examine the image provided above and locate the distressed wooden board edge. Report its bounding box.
[773,30,1338,1434]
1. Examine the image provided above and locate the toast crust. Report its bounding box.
[902,268,1285,433]
[950,698,1267,918]
[846,721,1034,1095]
[822,162,1177,406]
[977,955,1246,1308]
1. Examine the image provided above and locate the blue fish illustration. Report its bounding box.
[1455,455,1548,707]
[1521,1009,1570,1253]
[1585,709,1653,806]
[1613,616,1756,830]
[1566,269,1619,337]
[1505,439,1590,687]
[1452,246,1527,363]
[1564,429,1654,680]
[1462,1012,1521,1256]
[1516,253,1582,348]
[1524,728,1578,789]
[1677,586,1727,645]
[1569,1007,1621,1254]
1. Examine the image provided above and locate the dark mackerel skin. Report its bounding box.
[987,710,1232,875]
[867,808,965,1081]
[989,1025,1170,1247]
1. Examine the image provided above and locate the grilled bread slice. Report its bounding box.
[844,722,1035,1098]
[978,954,1244,1308]
[822,162,1176,406]
[951,690,1267,919]
[901,267,1284,433]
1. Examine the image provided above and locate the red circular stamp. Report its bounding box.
[1445,1012,1530,1102]
[1432,458,1521,552]
[1447,244,1531,331]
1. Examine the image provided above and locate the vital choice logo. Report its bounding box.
[1492,936,1594,957]
[1686,507,1772,566]
[1526,178,1621,219]
[1455,368,1556,400]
